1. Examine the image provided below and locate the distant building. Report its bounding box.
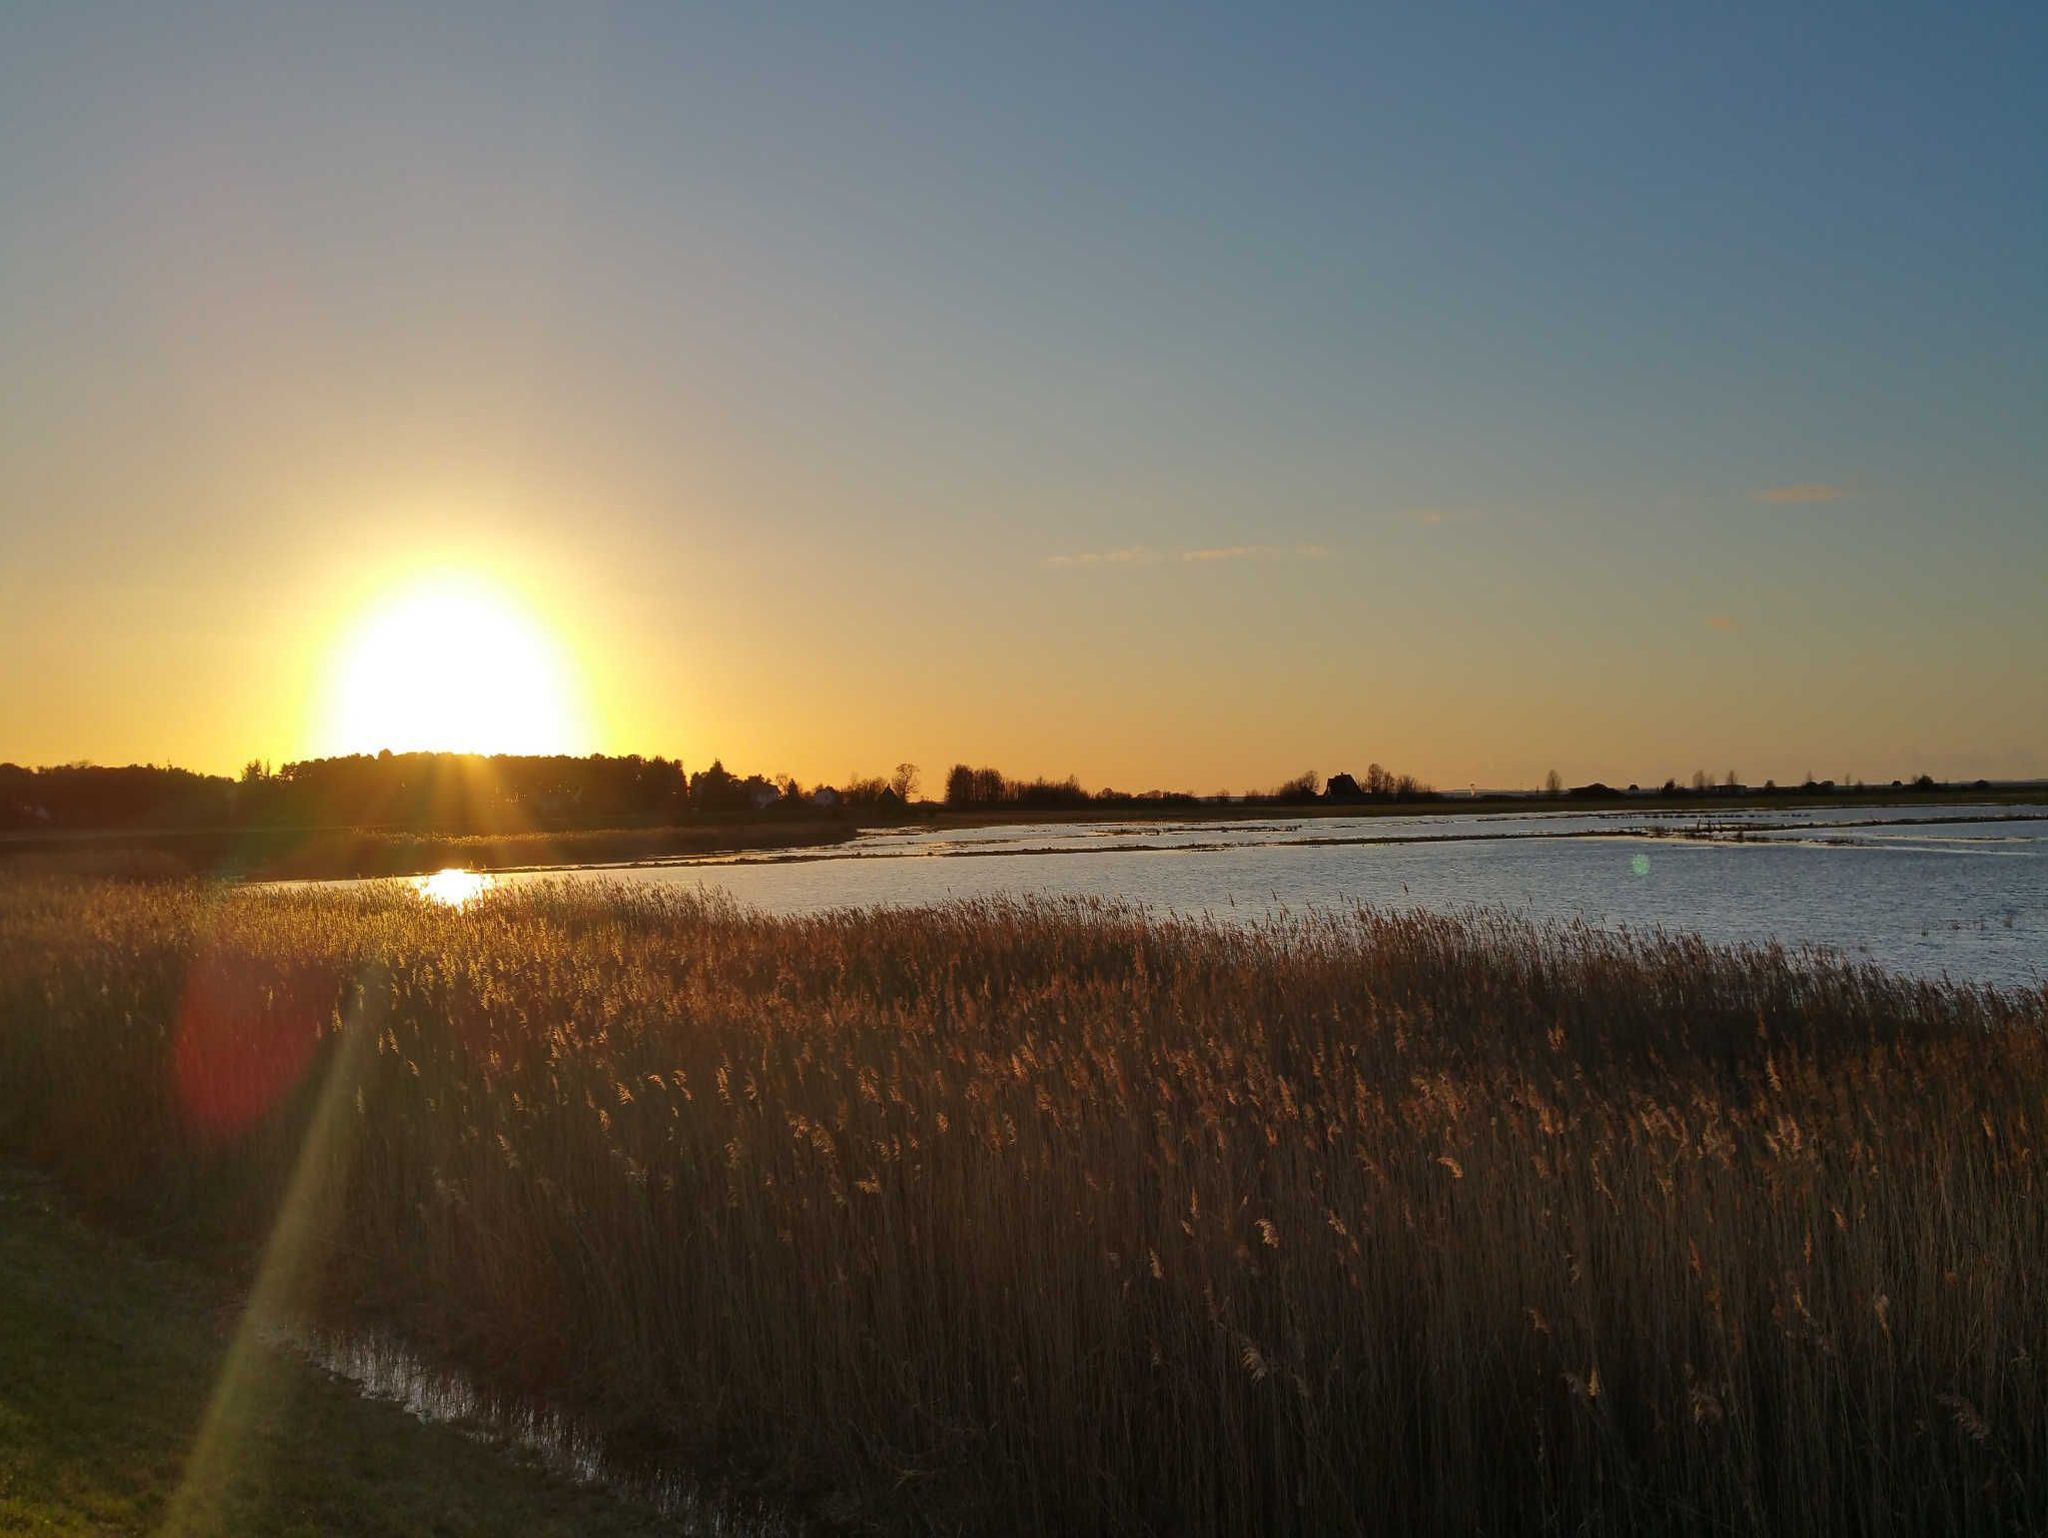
[811,786,840,810]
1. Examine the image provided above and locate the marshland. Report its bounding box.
[3,874,2043,1533]
[8,7,2048,1531]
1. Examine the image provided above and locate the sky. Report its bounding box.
[3,2,2043,792]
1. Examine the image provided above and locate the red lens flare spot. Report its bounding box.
[173,956,321,1139]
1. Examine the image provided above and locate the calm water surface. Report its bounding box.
[469,803,2048,992]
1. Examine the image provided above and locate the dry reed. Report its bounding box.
[1,875,2042,1533]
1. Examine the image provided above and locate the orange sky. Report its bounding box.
[6,493,2041,793]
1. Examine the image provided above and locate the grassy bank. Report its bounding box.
[10,787,2041,887]
[0,1164,680,1535]
[0,818,854,882]
[2,877,2044,1533]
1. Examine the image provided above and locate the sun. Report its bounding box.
[322,576,584,757]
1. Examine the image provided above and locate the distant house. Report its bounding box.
[747,784,780,813]
[811,786,840,810]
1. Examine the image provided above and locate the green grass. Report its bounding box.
[0,1165,676,1536]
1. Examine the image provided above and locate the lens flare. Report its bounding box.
[174,951,321,1140]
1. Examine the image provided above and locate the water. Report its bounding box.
[457,803,2048,991]
[292,1327,789,1536]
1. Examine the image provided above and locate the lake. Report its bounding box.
[448,802,2048,993]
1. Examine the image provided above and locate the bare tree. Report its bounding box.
[1270,771,1321,803]
[1544,769,1564,797]
[890,762,921,802]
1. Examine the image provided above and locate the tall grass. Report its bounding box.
[2,876,2043,1533]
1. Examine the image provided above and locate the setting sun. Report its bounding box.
[321,577,583,757]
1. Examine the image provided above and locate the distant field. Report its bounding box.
[921,782,2048,830]
[2,877,2044,1533]
[7,784,2042,887]
[0,818,854,882]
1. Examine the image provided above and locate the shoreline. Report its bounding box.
[0,818,857,882]
[3,784,2042,884]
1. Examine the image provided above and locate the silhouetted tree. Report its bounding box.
[839,775,892,806]
[689,760,739,813]
[1271,771,1321,804]
[0,762,233,830]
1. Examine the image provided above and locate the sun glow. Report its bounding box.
[416,868,495,907]
[323,577,584,757]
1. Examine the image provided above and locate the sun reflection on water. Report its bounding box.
[416,868,494,907]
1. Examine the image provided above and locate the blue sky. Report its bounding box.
[2,3,2043,786]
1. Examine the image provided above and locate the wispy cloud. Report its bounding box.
[1044,543,1329,569]
[1179,543,1329,563]
[1706,613,1738,632]
[1754,483,1849,505]
[1041,546,1159,569]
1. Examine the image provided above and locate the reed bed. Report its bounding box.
[1,875,2043,1534]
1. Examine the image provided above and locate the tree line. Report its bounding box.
[940,763,1437,808]
[0,754,1439,830]
[0,753,1993,835]
[0,753,921,835]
